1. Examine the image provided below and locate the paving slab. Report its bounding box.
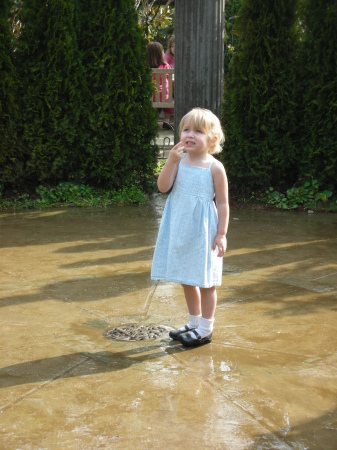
[0,198,336,449]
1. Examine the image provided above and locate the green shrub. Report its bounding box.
[6,0,158,191]
[0,0,22,185]
[36,182,92,205]
[296,0,337,189]
[0,182,147,210]
[222,0,299,194]
[78,0,158,189]
[264,179,333,210]
[15,0,85,184]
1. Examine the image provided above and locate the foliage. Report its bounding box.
[9,0,23,38]
[0,0,22,184]
[78,0,158,189]
[224,0,243,73]
[295,0,337,189]
[2,0,336,209]
[0,182,147,210]
[221,0,299,194]
[36,183,92,205]
[3,0,159,191]
[262,180,334,210]
[15,0,85,183]
[143,159,165,194]
[136,0,174,42]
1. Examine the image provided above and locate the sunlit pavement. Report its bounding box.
[0,197,336,449]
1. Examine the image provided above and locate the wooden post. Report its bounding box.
[174,0,225,143]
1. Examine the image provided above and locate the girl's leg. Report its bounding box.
[200,286,217,319]
[169,284,201,339]
[183,285,217,337]
[191,286,217,338]
[181,287,217,342]
[182,284,201,316]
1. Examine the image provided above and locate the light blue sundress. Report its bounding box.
[151,154,223,288]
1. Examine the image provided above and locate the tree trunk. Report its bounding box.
[174,0,225,142]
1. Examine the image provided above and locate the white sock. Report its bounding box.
[188,314,201,329]
[194,317,214,338]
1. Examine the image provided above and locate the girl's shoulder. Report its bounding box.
[210,157,226,176]
[210,155,224,168]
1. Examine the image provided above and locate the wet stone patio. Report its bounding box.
[0,195,336,449]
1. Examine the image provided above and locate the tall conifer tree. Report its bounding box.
[78,0,158,188]
[16,0,84,183]
[222,0,299,193]
[0,0,21,185]
[297,0,337,188]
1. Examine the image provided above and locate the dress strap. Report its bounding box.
[180,153,187,163]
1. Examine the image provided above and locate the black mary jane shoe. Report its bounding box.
[178,330,212,347]
[169,325,195,340]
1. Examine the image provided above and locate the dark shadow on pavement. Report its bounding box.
[0,344,190,389]
[0,272,152,308]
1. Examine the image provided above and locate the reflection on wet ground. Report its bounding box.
[0,196,336,448]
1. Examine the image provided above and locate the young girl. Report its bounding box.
[146,41,174,123]
[164,36,175,68]
[151,108,229,347]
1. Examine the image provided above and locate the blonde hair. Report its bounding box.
[179,108,225,154]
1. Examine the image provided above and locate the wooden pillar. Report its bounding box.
[174,0,225,142]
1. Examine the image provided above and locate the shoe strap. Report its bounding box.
[190,330,202,340]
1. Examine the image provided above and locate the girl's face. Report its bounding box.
[171,43,175,55]
[180,123,211,156]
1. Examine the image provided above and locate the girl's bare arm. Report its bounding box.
[157,142,185,192]
[212,161,230,257]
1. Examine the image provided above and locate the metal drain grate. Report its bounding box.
[103,324,172,341]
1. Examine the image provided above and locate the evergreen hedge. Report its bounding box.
[1,0,336,198]
[221,0,299,194]
[1,0,158,191]
[78,0,158,189]
[296,0,337,189]
[0,0,21,184]
[15,0,85,184]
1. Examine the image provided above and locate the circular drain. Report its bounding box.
[103,324,172,341]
